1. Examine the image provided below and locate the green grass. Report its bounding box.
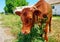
[49,16,60,42]
[0,14,22,36]
[0,14,60,42]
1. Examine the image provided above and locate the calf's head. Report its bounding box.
[15,8,33,34]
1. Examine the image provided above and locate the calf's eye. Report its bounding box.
[43,14,47,18]
[42,14,48,22]
[23,12,27,16]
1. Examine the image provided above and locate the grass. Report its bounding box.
[48,16,60,42]
[0,14,22,36]
[0,14,60,42]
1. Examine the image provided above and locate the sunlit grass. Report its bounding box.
[1,14,22,36]
[49,16,60,42]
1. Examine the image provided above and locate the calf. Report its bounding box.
[15,8,34,34]
[33,0,52,42]
[15,7,52,42]
[15,0,52,42]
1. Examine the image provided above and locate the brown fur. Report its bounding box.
[33,0,52,42]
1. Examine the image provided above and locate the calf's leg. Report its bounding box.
[44,23,49,42]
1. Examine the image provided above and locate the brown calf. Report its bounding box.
[15,0,52,42]
[33,0,52,42]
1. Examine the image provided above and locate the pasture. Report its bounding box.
[0,14,60,42]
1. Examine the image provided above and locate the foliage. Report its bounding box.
[4,0,29,13]
[17,25,45,42]
[0,12,4,14]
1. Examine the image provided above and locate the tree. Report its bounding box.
[4,0,28,14]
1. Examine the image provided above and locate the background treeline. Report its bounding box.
[4,0,28,13]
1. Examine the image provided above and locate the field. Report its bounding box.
[49,16,60,42]
[0,14,60,42]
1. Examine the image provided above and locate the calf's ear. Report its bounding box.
[15,11,22,16]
